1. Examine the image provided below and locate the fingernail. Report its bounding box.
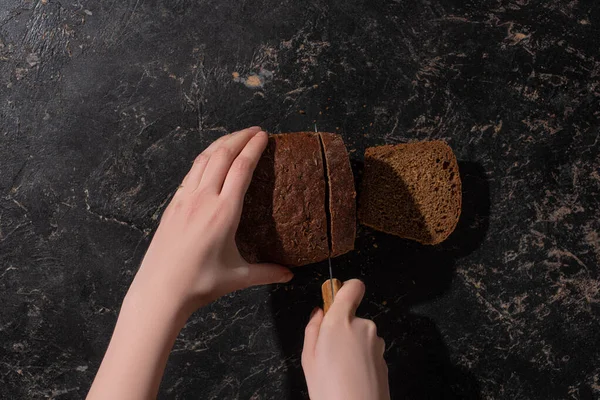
[309,307,319,319]
[249,126,261,131]
[279,272,293,283]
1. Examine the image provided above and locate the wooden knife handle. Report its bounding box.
[321,279,343,314]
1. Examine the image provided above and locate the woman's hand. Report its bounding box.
[130,126,293,315]
[88,127,293,400]
[302,279,390,400]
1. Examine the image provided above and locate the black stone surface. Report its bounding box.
[1,0,599,399]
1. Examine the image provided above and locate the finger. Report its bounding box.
[243,262,293,287]
[302,307,324,363]
[181,127,261,192]
[180,134,229,193]
[199,127,263,194]
[180,153,210,194]
[375,336,386,356]
[220,130,268,205]
[328,279,365,317]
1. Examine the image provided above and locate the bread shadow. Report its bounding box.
[269,161,489,399]
[237,146,286,264]
[356,152,437,245]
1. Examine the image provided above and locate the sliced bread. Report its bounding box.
[358,141,461,245]
[319,132,356,257]
[236,132,330,266]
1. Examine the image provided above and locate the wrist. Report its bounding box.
[93,276,192,400]
[125,273,194,329]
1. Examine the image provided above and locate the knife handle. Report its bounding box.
[321,279,343,314]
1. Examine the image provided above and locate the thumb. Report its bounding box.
[245,262,293,287]
[328,279,365,317]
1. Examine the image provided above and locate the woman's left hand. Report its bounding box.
[131,126,292,315]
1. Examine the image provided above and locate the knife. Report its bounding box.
[315,123,343,314]
[322,269,342,314]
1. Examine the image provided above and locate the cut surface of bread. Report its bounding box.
[358,141,462,245]
[319,132,356,257]
[237,132,329,266]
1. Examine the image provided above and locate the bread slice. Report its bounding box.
[358,141,461,245]
[319,132,356,257]
[236,132,329,266]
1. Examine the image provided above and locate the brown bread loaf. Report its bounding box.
[319,132,356,257]
[236,132,329,266]
[358,141,462,245]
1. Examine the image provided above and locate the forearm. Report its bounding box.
[87,127,292,398]
[87,282,190,400]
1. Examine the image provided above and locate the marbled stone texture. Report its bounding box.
[1,0,599,399]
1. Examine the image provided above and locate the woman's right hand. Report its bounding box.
[301,279,390,400]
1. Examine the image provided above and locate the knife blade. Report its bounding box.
[316,123,342,314]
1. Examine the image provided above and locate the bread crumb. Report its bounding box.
[232,72,240,79]
[382,300,387,305]
[245,75,263,88]
[373,243,378,248]
[299,110,305,114]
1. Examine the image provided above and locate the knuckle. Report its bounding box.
[231,155,253,173]
[163,197,192,220]
[194,152,208,164]
[210,135,228,149]
[182,200,198,217]
[215,134,229,144]
[166,198,183,214]
[362,319,378,336]
[214,146,234,161]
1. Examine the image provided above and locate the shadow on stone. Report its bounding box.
[270,160,490,399]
